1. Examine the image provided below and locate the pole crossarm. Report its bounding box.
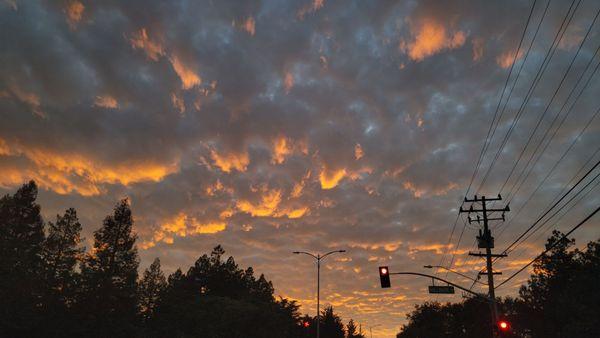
[389,271,489,299]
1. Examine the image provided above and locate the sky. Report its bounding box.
[1,0,600,336]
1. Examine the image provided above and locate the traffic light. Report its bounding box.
[379,266,391,288]
[498,320,510,332]
[302,320,310,328]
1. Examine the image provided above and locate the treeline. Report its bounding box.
[0,181,365,338]
[396,231,600,338]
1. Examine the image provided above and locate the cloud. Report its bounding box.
[319,167,347,190]
[64,0,84,28]
[142,212,227,249]
[354,143,364,160]
[297,0,325,19]
[400,18,466,61]
[170,55,202,89]
[3,85,45,118]
[496,49,523,69]
[129,28,165,61]
[210,149,250,173]
[236,189,282,217]
[284,71,294,93]
[0,138,179,196]
[94,95,118,109]
[240,17,256,36]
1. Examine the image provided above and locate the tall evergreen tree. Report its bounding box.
[346,319,365,338]
[0,181,46,336]
[320,306,345,338]
[42,208,84,335]
[79,199,139,337]
[138,257,167,321]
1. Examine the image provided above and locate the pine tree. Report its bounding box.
[320,306,345,338]
[42,208,84,335]
[138,257,167,321]
[0,181,46,336]
[346,319,365,338]
[80,199,139,336]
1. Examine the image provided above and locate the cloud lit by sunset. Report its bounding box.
[2,1,600,337]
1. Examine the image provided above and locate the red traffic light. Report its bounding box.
[303,321,310,328]
[379,266,391,288]
[498,320,510,331]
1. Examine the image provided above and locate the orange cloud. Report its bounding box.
[170,55,202,89]
[94,95,118,109]
[403,181,425,198]
[241,17,256,36]
[472,38,484,61]
[272,137,293,164]
[319,167,347,190]
[205,179,224,196]
[237,189,282,217]
[130,28,165,61]
[284,71,294,93]
[210,149,249,173]
[298,0,325,19]
[0,138,179,196]
[354,143,364,160]
[496,49,523,69]
[141,212,226,249]
[236,189,309,219]
[65,0,84,28]
[5,85,45,118]
[291,171,311,198]
[171,92,185,114]
[401,18,466,61]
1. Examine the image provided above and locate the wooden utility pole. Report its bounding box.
[460,194,509,337]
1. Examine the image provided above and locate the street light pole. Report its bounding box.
[369,324,381,338]
[293,249,346,338]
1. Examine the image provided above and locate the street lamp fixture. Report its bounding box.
[293,249,346,338]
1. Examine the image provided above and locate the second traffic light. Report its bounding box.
[379,266,391,288]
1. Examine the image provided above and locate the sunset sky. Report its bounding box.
[2,0,600,336]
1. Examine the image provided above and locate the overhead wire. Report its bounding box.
[496,204,600,289]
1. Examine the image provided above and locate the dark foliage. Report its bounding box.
[397,231,600,338]
[0,181,362,338]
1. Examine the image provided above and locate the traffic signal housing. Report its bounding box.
[379,266,391,288]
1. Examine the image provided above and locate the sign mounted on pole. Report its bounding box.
[428,285,455,294]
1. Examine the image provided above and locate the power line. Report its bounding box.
[495,111,600,245]
[476,0,581,193]
[506,176,600,267]
[496,204,600,289]
[499,15,600,201]
[439,0,541,276]
[498,156,600,257]
[503,48,600,204]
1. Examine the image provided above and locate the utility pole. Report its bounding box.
[460,194,509,337]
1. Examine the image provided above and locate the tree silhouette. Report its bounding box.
[397,232,600,338]
[0,181,46,336]
[138,257,167,321]
[346,319,365,338]
[79,199,139,336]
[320,306,345,338]
[42,208,85,335]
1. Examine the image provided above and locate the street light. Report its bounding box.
[293,249,346,338]
[423,265,485,284]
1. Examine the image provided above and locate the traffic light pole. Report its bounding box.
[460,195,509,337]
[387,272,488,299]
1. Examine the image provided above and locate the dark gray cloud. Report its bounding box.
[1,0,600,336]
